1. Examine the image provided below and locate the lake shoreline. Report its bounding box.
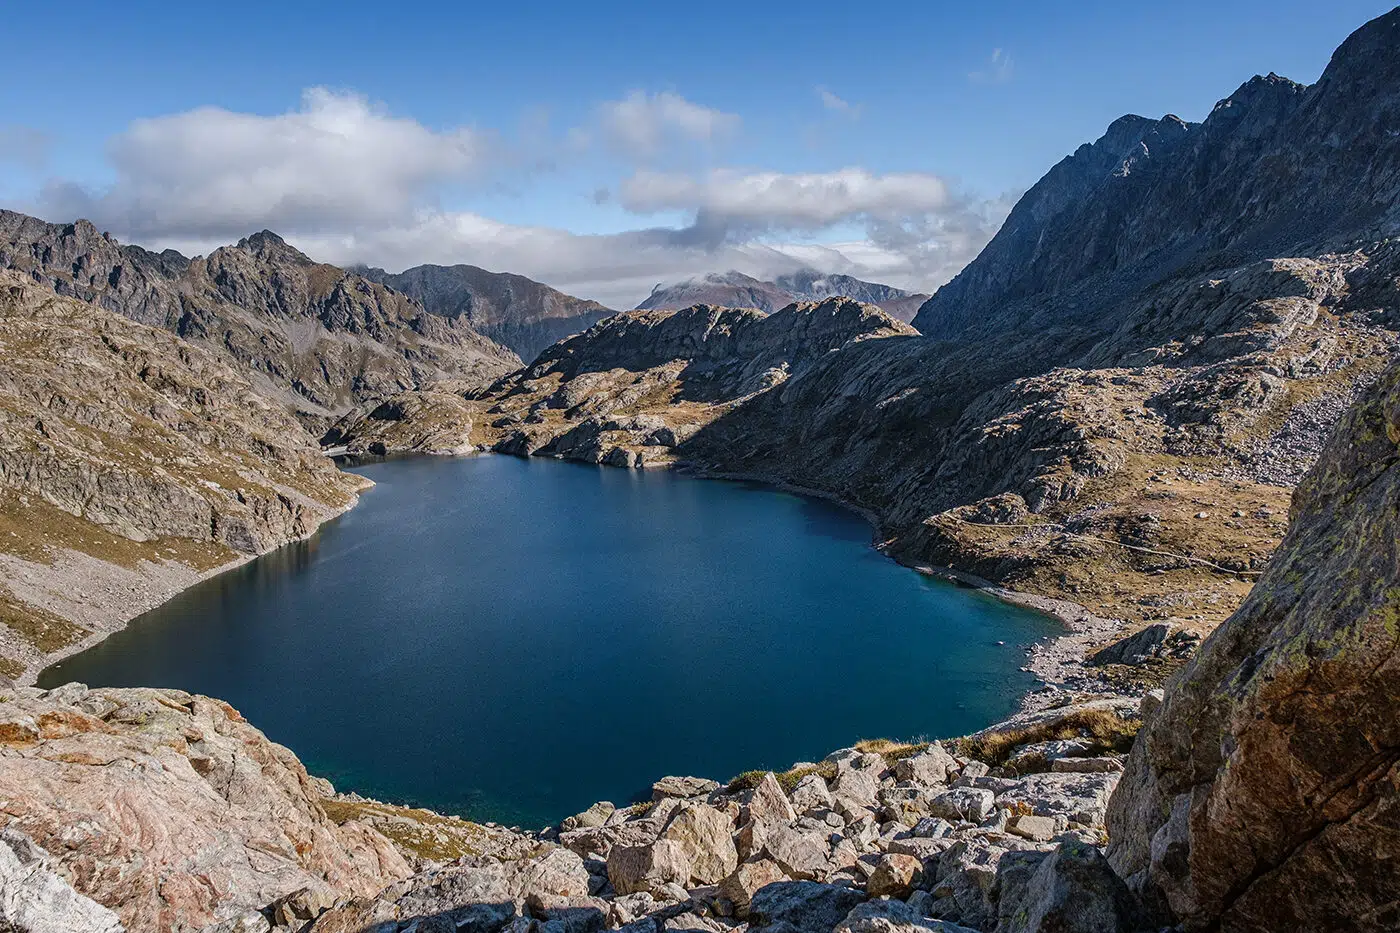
[29,449,1125,720]
[21,489,364,688]
[682,466,1125,713]
[36,452,1064,827]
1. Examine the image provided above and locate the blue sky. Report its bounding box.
[0,0,1391,306]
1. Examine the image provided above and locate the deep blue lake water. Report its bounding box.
[40,455,1055,828]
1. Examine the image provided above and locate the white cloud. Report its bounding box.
[39,87,489,241]
[618,168,960,233]
[597,91,739,157]
[969,48,1015,85]
[816,87,861,118]
[278,209,987,310]
[22,88,1008,309]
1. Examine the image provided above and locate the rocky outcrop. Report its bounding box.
[0,272,367,682]
[360,263,616,363]
[290,697,1142,933]
[0,212,520,425]
[1105,355,1400,932]
[0,682,411,932]
[638,270,928,323]
[327,298,918,461]
[0,827,123,933]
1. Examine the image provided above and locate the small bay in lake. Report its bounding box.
[42,455,1057,828]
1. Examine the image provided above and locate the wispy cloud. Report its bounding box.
[969,48,1015,85]
[816,87,861,118]
[595,90,739,158]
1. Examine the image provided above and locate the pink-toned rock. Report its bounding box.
[0,685,411,932]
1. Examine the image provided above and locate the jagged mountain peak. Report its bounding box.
[913,5,1400,338]
[229,228,315,265]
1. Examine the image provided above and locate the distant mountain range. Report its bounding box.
[0,213,520,425]
[636,270,929,323]
[359,264,616,362]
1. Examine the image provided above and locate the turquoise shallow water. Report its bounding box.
[40,455,1055,828]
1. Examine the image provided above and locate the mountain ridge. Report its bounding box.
[637,269,929,323]
[0,212,521,425]
[358,262,616,362]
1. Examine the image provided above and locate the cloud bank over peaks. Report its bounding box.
[21,86,1008,308]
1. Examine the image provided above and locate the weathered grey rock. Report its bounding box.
[931,840,1010,929]
[763,825,833,882]
[658,778,720,806]
[1007,815,1059,844]
[830,769,880,809]
[893,746,957,787]
[198,911,270,933]
[661,803,739,885]
[744,774,797,827]
[925,789,995,824]
[886,837,955,862]
[846,816,880,851]
[911,818,954,840]
[1049,757,1123,775]
[790,775,835,813]
[1088,623,1198,666]
[834,899,980,933]
[749,881,866,933]
[878,787,932,824]
[717,858,788,918]
[994,773,1119,828]
[607,840,693,897]
[995,841,1139,933]
[269,886,336,928]
[562,802,617,833]
[0,828,124,933]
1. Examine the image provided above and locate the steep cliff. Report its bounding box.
[1105,357,1400,932]
[361,263,615,363]
[0,272,368,683]
[0,212,520,425]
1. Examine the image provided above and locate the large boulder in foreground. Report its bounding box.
[0,683,410,932]
[1106,358,1400,932]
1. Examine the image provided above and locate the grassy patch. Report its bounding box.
[0,591,87,653]
[854,738,931,762]
[727,760,839,795]
[321,798,503,864]
[953,707,1142,767]
[0,493,236,572]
